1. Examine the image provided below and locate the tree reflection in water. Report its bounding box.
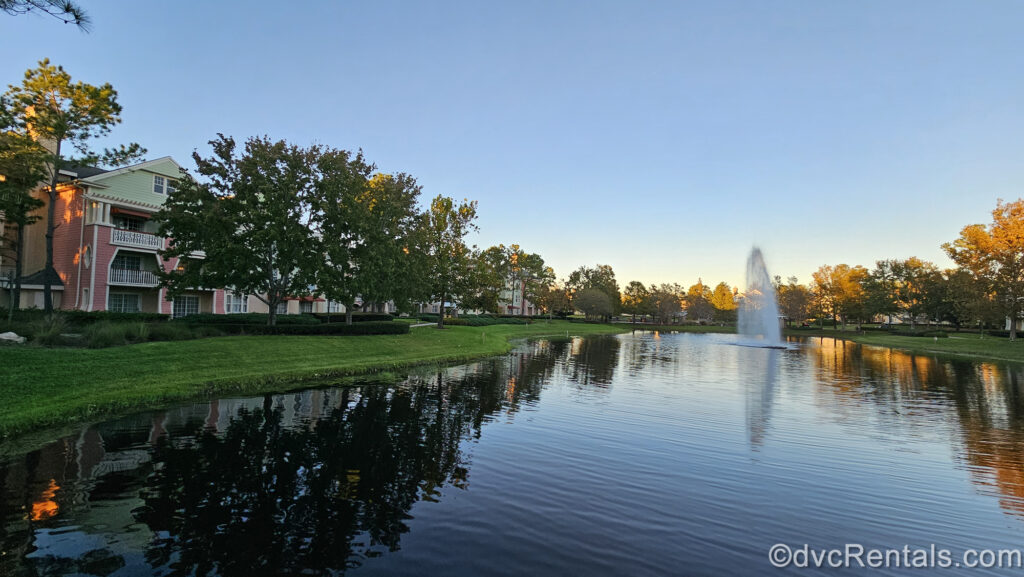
[132,343,572,576]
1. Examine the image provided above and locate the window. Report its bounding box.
[173,295,199,318]
[225,291,248,314]
[109,293,140,313]
[299,301,313,314]
[112,254,142,270]
[154,175,178,195]
[113,215,144,231]
[276,301,288,315]
[328,300,343,313]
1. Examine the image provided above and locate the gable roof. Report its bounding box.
[80,156,184,183]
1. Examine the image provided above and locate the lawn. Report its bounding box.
[0,321,629,436]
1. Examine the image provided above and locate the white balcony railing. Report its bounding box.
[109,268,159,286]
[111,228,164,250]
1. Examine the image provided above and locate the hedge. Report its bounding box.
[0,309,169,325]
[313,312,394,323]
[187,321,409,336]
[171,313,321,326]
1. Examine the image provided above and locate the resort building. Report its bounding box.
[0,157,240,317]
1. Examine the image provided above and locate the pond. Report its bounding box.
[3,332,1024,576]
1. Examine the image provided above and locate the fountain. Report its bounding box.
[737,247,785,348]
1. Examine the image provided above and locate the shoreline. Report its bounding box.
[2,322,1021,443]
[0,322,630,439]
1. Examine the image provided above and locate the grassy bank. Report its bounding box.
[0,321,629,437]
[788,327,1024,363]
[622,323,1024,363]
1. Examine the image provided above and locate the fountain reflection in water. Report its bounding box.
[738,247,785,348]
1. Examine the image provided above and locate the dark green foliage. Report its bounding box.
[442,317,530,326]
[889,329,949,338]
[172,313,320,326]
[29,314,68,346]
[82,321,151,348]
[2,308,168,326]
[148,323,196,342]
[314,312,394,323]
[202,321,409,336]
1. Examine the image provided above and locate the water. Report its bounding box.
[3,333,1024,575]
[738,247,783,347]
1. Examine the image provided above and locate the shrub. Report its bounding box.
[172,313,320,326]
[148,323,196,342]
[890,329,949,338]
[83,322,129,348]
[189,321,409,336]
[313,312,394,323]
[31,314,69,346]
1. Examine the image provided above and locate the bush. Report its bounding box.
[83,322,128,348]
[31,314,69,346]
[172,313,321,326]
[4,309,168,327]
[148,323,196,342]
[890,329,949,338]
[442,317,530,326]
[313,312,394,323]
[191,321,409,336]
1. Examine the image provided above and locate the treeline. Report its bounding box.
[773,199,1024,339]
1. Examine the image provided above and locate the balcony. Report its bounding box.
[111,228,164,251]
[109,268,159,287]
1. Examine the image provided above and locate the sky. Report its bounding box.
[2,1,1022,289]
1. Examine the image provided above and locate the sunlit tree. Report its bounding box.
[943,199,1024,340]
[0,59,144,312]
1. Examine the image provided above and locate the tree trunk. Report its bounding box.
[437,288,446,329]
[268,298,277,326]
[10,222,26,322]
[345,300,354,326]
[43,141,62,315]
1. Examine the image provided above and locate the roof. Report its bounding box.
[80,156,183,184]
[64,165,110,179]
[18,269,64,287]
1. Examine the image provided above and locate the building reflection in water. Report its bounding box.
[0,336,613,576]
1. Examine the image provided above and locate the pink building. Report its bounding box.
[1,157,232,317]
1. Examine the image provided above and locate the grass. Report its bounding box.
[0,321,629,437]
[790,327,1024,363]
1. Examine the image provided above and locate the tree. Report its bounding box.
[0,131,46,319]
[944,199,1024,340]
[306,147,374,323]
[574,287,614,320]
[155,135,319,326]
[1,0,90,30]
[534,280,571,319]
[311,161,423,324]
[419,195,478,329]
[890,257,940,329]
[474,244,553,315]
[0,59,144,313]
[864,260,900,325]
[710,281,737,323]
[685,279,714,323]
[775,276,810,328]
[621,280,651,322]
[566,264,620,315]
[811,264,868,329]
[353,173,426,315]
[650,283,683,323]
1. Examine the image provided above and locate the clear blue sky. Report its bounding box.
[3,1,1022,289]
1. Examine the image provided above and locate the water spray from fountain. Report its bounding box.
[738,247,784,348]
